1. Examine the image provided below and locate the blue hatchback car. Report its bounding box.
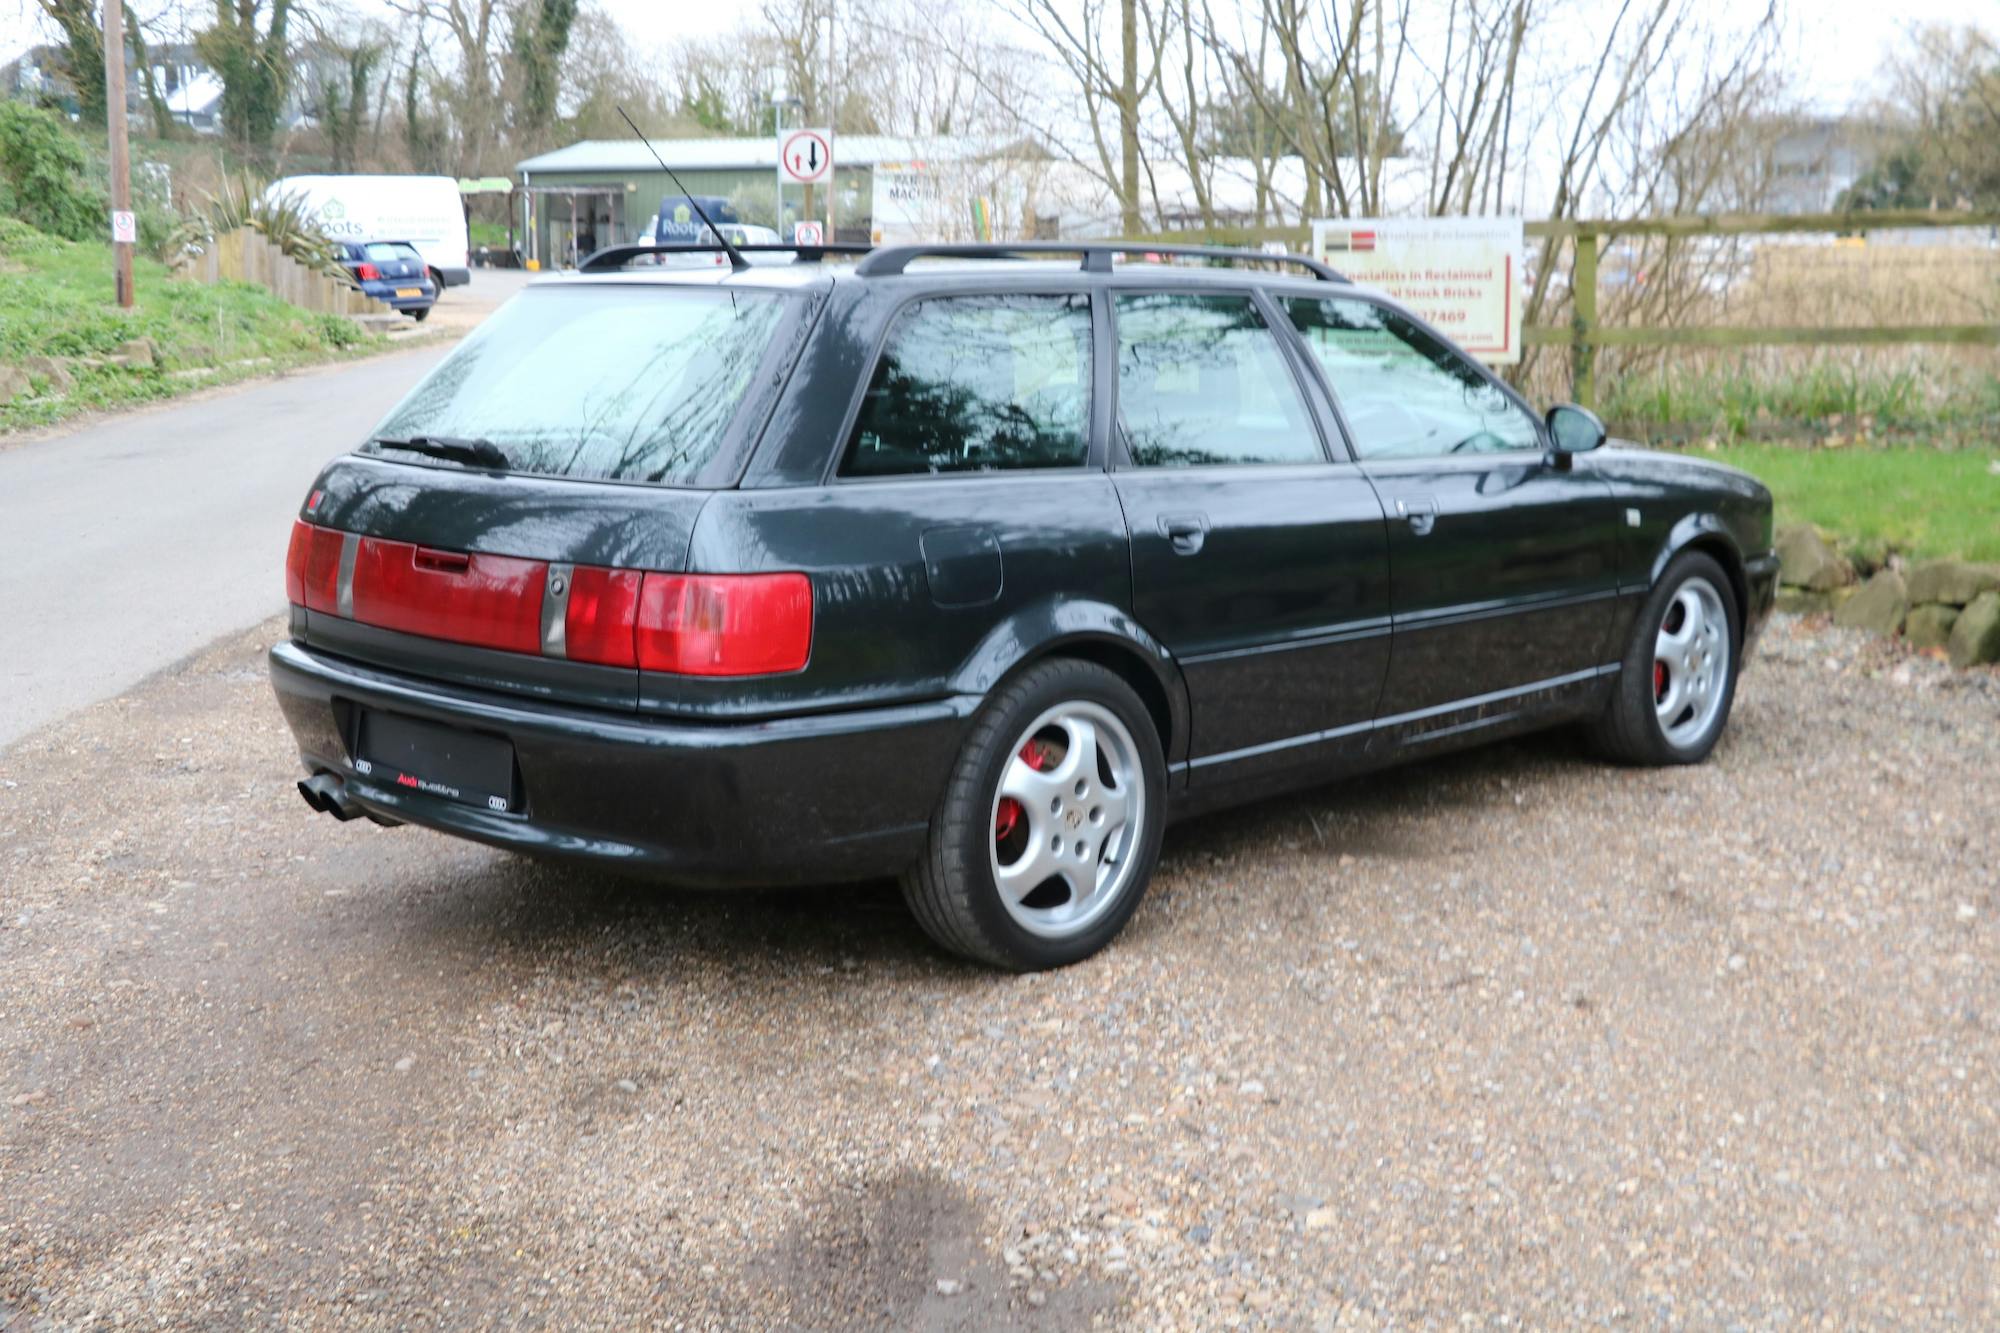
[335,240,437,320]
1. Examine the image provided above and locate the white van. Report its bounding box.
[268,175,471,289]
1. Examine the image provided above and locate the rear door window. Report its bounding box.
[1114,293,1321,467]
[370,285,794,486]
[840,294,1092,477]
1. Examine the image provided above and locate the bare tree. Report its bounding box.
[386,0,505,169]
[998,0,1162,232]
[1845,24,2000,210]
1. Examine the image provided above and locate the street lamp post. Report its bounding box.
[766,92,803,235]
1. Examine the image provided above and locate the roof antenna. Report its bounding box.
[616,105,749,274]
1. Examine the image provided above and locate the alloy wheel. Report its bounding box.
[988,701,1147,940]
[1653,575,1731,748]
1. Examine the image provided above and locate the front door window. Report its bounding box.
[1283,298,1539,458]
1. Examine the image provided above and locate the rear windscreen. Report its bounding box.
[368,285,794,486]
[363,242,421,262]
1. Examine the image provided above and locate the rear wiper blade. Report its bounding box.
[371,434,512,471]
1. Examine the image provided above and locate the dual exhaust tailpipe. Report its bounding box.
[298,771,363,821]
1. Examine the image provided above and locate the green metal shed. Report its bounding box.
[513,135,983,267]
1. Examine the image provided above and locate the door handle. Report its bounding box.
[1396,496,1439,536]
[1158,513,1209,555]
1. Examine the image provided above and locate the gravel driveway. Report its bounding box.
[2,615,1995,1328]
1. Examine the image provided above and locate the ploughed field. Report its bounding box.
[1,614,1995,1328]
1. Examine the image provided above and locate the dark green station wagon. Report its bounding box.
[272,241,1777,970]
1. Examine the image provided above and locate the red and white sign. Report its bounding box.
[780,129,833,185]
[110,209,137,245]
[792,220,825,246]
[1310,217,1524,365]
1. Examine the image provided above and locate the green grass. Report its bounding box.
[0,217,384,433]
[468,220,511,249]
[1601,361,2000,447]
[1699,442,2000,565]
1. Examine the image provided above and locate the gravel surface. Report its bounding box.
[2,614,1995,1328]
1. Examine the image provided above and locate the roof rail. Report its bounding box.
[580,242,875,272]
[852,241,1346,282]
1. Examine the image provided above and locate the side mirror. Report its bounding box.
[1546,403,1607,457]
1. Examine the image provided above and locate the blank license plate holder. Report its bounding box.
[355,710,516,813]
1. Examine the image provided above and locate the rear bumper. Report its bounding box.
[436,266,471,288]
[268,640,970,886]
[359,281,435,311]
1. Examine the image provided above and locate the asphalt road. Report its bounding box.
[0,269,532,751]
[0,346,449,749]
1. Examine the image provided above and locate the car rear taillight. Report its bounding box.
[563,566,645,667]
[285,519,342,611]
[635,573,813,676]
[355,261,381,281]
[351,538,545,655]
[285,520,810,675]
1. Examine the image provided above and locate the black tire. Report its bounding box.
[902,658,1167,971]
[427,269,446,298]
[1591,549,1741,765]
[410,306,430,322]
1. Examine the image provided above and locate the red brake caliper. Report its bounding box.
[996,739,1054,843]
[1653,661,1668,702]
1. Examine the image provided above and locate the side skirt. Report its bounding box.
[1165,665,1618,822]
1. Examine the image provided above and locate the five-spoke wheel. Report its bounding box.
[1593,549,1741,764]
[903,658,1165,971]
[989,702,1147,940]
[1652,575,1730,748]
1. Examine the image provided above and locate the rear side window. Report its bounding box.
[1114,293,1320,467]
[841,294,1091,477]
[370,285,791,486]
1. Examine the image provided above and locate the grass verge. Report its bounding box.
[1696,442,2000,565]
[0,218,389,434]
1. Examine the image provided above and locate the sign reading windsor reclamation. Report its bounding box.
[1310,217,1525,366]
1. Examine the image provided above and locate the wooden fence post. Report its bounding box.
[1571,231,1598,410]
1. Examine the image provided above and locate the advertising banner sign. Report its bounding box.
[871,162,951,244]
[1310,217,1524,365]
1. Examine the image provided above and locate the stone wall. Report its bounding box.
[1777,525,2000,668]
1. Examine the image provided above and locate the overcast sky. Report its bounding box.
[0,0,1988,116]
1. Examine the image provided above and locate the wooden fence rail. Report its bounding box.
[1124,211,2000,408]
[1527,210,2000,407]
[177,228,391,319]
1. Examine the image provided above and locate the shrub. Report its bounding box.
[0,215,63,259]
[312,311,364,347]
[173,172,346,278]
[0,103,103,243]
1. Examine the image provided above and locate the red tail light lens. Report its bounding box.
[284,521,806,676]
[351,537,545,654]
[355,261,381,281]
[285,520,342,611]
[635,573,813,676]
[564,566,644,667]
[284,519,309,604]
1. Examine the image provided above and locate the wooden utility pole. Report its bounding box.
[101,0,135,308]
